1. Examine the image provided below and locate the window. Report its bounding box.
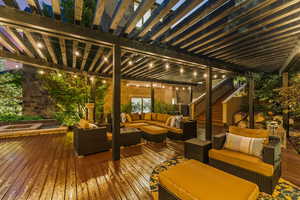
[131,97,151,113]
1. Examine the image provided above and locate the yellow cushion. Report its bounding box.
[229,126,269,138]
[126,114,132,122]
[124,122,149,128]
[131,113,140,121]
[140,125,168,135]
[157,113,165,122]
[151,113,157,121]
[79,119,89,129]
[159,160,259,200]
[144,113,152,120]
[209,149,274,177]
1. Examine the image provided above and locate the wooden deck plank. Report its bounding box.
[0,131,299,200]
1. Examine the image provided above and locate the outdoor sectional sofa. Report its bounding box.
[209,126,281,194]
[122,113,197,141]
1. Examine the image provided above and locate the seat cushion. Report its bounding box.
[144,113,152,120]
[229,126,269,139]
[124,122,149,128]
[147,121,165,127]
[159,160,259,200]
[209,149,274,177]
[151,113,158,120]
[140,125,168,135]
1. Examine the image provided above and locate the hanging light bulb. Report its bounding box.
[129,60,133,65]
[193,71,197,76]
[203,73,207,78]
[75,51,80,56]
[213,74,218,79]
[165,63,170,70]
[149,62,154,68]
[222,74,226,79]
[180,68,184,73]
[37,42,44,49]
[103,57,108,62]
[38,70,45,75]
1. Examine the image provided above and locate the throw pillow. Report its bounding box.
[151,113,157,121]
[79,119,89,129]
[224,132,264,158]
[88,123,98,129]
[170,117,176,127]
[121,113,127,123]
[175,115,183,128]
[131,113,140,121]
[165,116,173,126]
[126,114,132,122]
[144,113,152,120]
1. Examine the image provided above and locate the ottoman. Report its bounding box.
[140,125,168,143]
[125,122,149,128]
[158,160,259,200]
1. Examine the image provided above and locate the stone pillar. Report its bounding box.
[86,103,95,123]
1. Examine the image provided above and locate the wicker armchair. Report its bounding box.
[209,127,281,194]
[73,126,111,156]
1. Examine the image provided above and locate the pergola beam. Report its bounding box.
[0,7,246,73]
[42,35,58,64]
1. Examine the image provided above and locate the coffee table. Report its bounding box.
[140,125,168,143]
[120,127,142,146]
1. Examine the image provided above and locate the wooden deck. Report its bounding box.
[0,132,299,200]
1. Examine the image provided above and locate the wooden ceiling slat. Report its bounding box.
[120,55,144,72]
[110,0,132,30]
[42,35,58,64]
[93,0,106,27]
[280,40,300,73]
[101,52,126,73]
[59,38,67,67]
[88,47,104,72]
[197,22,300,56]
[193,1,300,55]
[4,27,34,57]
[134,0,180,38]
[128,59,161,76]
[0,31,18,53]
[211,26,300,59]
[72,41,78,68]
[51,0,61,19]
[23,31,46,59]
[95,50,112,73]
[80,43,92,71]
[124,0,155,34]
[74,0,84,24]
[162,0,228,43]
[122,57,149,74]
[217,36,298,60]
[149,0,204,41]
[180,0,277,49]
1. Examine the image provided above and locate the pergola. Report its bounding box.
[0,0,299,160]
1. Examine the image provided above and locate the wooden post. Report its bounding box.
[151,83,155,112]
[282,72,290,138]
[205,67,212,141]
[190,86,193,103]
[248,72,255,129]
[112,44,121,161]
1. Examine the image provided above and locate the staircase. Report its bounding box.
[189,78,235,126]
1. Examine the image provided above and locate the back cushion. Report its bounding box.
[126,114,132,122]
[157,113,165,122]
[165,116,173,126]
[229,126,269,138]
[151,113,158,121]
[79,119,89,129]
[170,117,176,127]
[224,133,264,158]
[131,113,140,121]
[144,113,152,120]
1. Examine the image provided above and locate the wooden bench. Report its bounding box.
[158,160,259,200]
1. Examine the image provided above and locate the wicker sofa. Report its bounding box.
[122,113,197,141]
[209,126,281,194]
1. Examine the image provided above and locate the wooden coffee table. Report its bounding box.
[140,125,168,143]
[120,127,142,146]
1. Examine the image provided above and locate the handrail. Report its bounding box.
[189,78,232,105]
[222,83,247,104]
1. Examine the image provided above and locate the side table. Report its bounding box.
[184,138,212,163]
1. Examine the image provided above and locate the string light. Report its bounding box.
[182,87,185,90]
[222,74,226,79]
[175,87,179,90]
[73,74,78,78]
[75,51,80,56]
[213,74,218,79]
[90,76,95,82]
[38,70,45,75]
[15,65,19,69]
[129,60,133,65]
[102,80,107,84]
[149,62,153,68]
[188,86,192,90]
[103,57,108,62]
[57,73,62,77]
[193,71,197,76]
[165,63,170,70]
[162,85,165,89]
[37,42,44,49]
[180,68,184,73]
[203,73,207,78]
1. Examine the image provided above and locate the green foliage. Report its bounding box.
[0,68,23,116]
[121,103,132,113]
[154,102,176,114]
[0,114,43,122]
[39,71,107,126]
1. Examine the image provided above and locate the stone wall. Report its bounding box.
[22,65,55,118]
